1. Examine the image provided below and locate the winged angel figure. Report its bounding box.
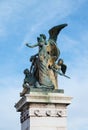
[21,24,69,96]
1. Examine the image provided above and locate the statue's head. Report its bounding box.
[58,59,64,66]
[24,69,30,75]
[40,34,46,40]
[37,34,46,43]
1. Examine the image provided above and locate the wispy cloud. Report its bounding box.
[57,24,88,130]
[59,67,88,130]
[21,0,87,48]
[0,1,88,130]
[0,0,36,37]
[0,87,21,130]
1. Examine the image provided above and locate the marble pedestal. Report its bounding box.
[15,88,72,130]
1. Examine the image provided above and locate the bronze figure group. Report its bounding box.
[20,24,70,96]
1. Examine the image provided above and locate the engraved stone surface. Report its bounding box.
[15,89,72,130]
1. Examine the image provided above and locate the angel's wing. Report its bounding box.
[48,24,68,42]
[61,64,67,74]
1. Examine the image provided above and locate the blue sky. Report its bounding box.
[0,0,88,130]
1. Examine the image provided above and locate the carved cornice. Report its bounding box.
[15,92,72,112]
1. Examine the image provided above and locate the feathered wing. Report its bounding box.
[61,64,67,74]
[48,24,68,42]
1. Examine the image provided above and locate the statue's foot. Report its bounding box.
[34,81,54,90]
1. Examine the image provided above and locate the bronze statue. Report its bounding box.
[20,24,70,96]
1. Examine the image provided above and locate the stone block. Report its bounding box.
[15,89,72,130]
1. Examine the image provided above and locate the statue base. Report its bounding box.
[15,88,72,130]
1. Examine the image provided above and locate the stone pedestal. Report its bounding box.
[15,88,72,130]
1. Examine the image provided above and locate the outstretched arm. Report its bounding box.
[26,43,38,48]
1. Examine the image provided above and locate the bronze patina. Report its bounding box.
[20,24,70,96]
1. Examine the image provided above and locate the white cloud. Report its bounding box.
[0,1,88,130]
[58,35,80,52]
[0,86,21,130]
[58,30,88,130]
[59,72,88,130]
[21,0,87,48]
[0,0,35,37]
[0,0,87,42]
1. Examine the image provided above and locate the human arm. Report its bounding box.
[26,43,38,48]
